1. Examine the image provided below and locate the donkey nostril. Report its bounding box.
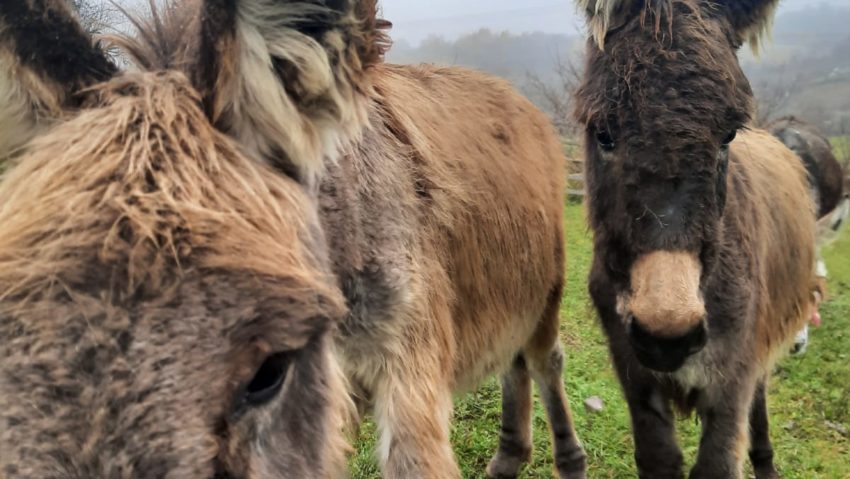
[687,323,708,355]
[626,317,707,373]
[626,316,654,345]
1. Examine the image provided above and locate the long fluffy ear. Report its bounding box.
[195,0,390,184]
[705,0,779,52]
[0,0,117,160]
[577,0,641,49]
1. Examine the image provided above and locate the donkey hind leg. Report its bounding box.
[517,285,587,479]
[749,380,780,479]
[526,341,587,479]
[487,355,534,479]
[373,365,460,479]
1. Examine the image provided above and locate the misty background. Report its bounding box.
[377,0,850,139]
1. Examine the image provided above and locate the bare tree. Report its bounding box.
[523,54,586,196]
[524,53,584,138]
[68,0,118,36]
[753,70,801,127]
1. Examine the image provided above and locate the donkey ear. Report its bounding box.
[577,0,641,49]
[704,0,780,51]
[0,0,117,159]
[195,0,390,185]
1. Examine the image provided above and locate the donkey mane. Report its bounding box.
[0,71,341,310]
[111,0,391,73]
[579,0,778,51]
[108,0,392,186]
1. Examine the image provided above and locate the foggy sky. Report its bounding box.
[381,0,850,44]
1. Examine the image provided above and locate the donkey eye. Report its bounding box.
[721,130,737,146]
[596,130,616,152]
[243,351,296,407]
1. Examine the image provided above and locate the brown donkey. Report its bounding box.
[574,1,819,478]
[0,0,587,478]
[0,0,363,476]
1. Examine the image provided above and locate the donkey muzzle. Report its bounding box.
[627,317,707,372]
[624,250,707,372]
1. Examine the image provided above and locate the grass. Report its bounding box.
[830,136,850,167]
[349,202,850,478]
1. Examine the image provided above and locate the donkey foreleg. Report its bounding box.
[373,365,460,479]
[690,380,757,479]
[604,321,683,479]
[627,386,684,479]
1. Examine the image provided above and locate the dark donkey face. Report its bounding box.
[0,0,383,477]
[575,0,778,372]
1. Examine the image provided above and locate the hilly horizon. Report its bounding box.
[385,3,850,135]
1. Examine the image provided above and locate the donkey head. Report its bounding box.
[575,0,778,372]
[0,0,383,477]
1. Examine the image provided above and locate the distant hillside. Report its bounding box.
[387,29,582,86]
[744,5,850,133]
[384,5,850,135]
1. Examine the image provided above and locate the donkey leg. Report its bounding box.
[689,380,757,479]
[373,367,460,479]
[486,355,534,479]
[526,342,587,479]
[604,326,683,478]
[625,384,684,479]
[749,380,780,479]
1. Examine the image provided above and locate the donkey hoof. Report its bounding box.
[754,467,781,479]
[486,448,530,479]
[555,452,588,479]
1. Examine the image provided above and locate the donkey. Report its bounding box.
[768,116,845,219]
[767,116,849,238]
[767,116,848,354]
[573,1,820,478]
[0,0,588,477]
[0,0,368,476]
[129,2,588,477]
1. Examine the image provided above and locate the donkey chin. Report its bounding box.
[617,251,708,373]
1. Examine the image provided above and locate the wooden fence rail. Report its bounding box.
[567,155,585,198]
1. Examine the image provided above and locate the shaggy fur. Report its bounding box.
[574,1,817,478]
[0,1,360,477]
[1,1,588,478]
[578,0,779,50]
[0,0,116,162]
[321,64,587,478]
[0,70,351,478]
[114,0,390,186]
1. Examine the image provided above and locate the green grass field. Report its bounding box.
[349,202,850,478]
